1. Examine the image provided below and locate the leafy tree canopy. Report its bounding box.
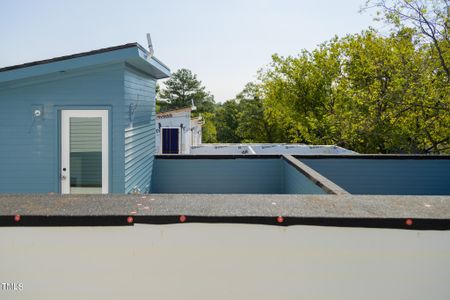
[363,0,450,80]
[157,1,450,154]
[258,27,449,153]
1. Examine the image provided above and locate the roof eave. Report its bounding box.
[0,43,170,84]
[128,46,170,79]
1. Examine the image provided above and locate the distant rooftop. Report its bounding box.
[157,106,193,115]
[190,144,357,155]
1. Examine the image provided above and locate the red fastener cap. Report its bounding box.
[277,216,284,223]
[405,218,413,226]
[179,215,187,223]
[127,216,134,224]
[14,215,21,222]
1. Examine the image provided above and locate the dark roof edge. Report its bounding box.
[293,154,450,159]
[1,215,449,230]
[0,43,166,73]
[155,154,450,159]
[155,154,282,159]
[157,106,192,114]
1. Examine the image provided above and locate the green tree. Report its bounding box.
[334,29,425,153]
[158,68,216,113]
[235,83,281,142]
[201,112,218,143]
[363,0,450,81]
[259,28,450,153]
[213,82,284,143]
[362,0,450,152]
[261,39,342,145]
[178,0,450,153]
[214,100,241,143]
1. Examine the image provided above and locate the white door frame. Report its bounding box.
[61,110,109,194]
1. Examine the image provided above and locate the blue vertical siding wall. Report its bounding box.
[151,158,326,194]
[299,158,450,195]
[0,64,125,193]
[123,66,156,193]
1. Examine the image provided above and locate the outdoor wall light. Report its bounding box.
[29,105,43,133]
[31,105,43,120]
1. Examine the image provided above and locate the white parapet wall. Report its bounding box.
[1,224,449,299]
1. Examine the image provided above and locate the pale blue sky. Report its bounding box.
[0,0,375,102]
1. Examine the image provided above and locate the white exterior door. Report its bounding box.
[61,110,109,194]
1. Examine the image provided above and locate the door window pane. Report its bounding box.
[70,117,102,194]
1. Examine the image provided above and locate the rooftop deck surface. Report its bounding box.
[0,194,449,229]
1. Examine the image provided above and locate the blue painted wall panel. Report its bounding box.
[123,66,156,194]
[283,161,326,194]
[151,158,283,194]
[0,64,125,193]
[300,158,450,195]
[151,158,326,194]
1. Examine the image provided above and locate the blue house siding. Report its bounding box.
[124,124,154,193]
[0,64,125,193]
[283,160,326,194]
[123,67,156,193]
[299,158,450,195]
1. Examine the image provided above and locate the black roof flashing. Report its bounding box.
[0,43,141,73]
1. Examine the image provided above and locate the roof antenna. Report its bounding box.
[146,33,154,57]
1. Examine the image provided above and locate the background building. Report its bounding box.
[155,107,203,154]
